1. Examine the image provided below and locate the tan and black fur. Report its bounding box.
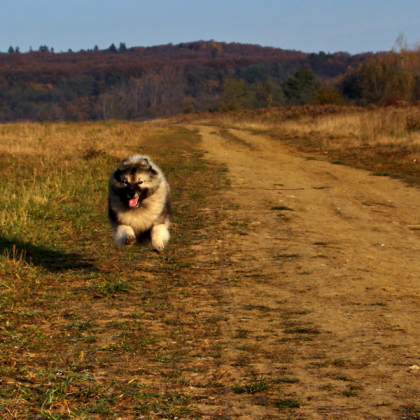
[108,155,171,251]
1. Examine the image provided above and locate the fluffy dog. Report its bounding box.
[108,155,171,251]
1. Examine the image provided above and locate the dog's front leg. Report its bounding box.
[114,225,136,246]
[151,224,170,252]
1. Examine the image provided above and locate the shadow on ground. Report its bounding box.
[0,236,97,272]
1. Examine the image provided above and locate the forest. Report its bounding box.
[0,40,418,122]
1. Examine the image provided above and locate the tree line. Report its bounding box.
[0,40,414,122]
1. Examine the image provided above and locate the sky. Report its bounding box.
[1,0,420,55]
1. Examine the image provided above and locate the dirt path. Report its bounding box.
[190,125,420,419]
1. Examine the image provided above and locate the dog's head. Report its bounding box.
[110,155,160,208]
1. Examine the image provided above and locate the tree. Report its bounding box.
[218,77,254,111]
[8,46,14,54]
[340,53,415,104]
[39,45,50,53]
[282,69,320,105]
[119,42,127,53]
[254,78,285,108]
[312,84,345,105]
[108,43,118,53]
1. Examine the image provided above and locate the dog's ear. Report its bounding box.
[137,157,150,169]
[138,158,159,174]
[114,168,123,181]
[119,158,130,169]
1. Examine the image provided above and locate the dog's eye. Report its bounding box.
[122,180,129,185]
[137,181,144,185]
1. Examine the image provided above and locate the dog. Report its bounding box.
[108,155,171,251]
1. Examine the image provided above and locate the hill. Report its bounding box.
[0,41,373,122]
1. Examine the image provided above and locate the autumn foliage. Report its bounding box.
[0,41,418,122]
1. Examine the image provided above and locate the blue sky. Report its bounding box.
[2,0,420,54]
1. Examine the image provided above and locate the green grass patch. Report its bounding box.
[231,378,271,394]
[271,205,294,211]
[272,377,300,384]
[405,408,420,420]
[276,398,302,408]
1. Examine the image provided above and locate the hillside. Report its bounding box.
[1,41,368,80]
[0,41,373,122]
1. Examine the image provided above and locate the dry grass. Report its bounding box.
[178,104,420,148]
[0,120,165,158]
[278,107,420,149]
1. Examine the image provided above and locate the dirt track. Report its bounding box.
[191,125,420,419]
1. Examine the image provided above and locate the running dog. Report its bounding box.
[108,155,171,251]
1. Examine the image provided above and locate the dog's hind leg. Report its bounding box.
[151,224,170,252]
[114,225,136,247]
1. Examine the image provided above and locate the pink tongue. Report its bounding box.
[129,198,139,208]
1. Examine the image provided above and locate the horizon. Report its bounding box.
[2,39,391,56]
[2,0,420,56]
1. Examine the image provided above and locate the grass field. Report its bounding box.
[1,105,420,419]
[0,122,232,419]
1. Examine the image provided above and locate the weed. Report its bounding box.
[231,378,271,394]
[325,359,351,368]
[340,390,359,397]
[95,279,132,296]
[405,408,420,420]
[284,326,321,335]
[243,304,272,312]
[271,205,294,211]
[134,391,195,418]
[277,253,300,259]
[234,328,251,338]
[272,377,300,384]
[276,398,302,408]
[65,320,97,331]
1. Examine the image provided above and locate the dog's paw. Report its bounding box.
[125,234,137,245]
[151,224,170,253]
[114,225,136,247]
[153,242,165,253]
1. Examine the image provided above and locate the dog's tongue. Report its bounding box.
[129,197,139,208]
